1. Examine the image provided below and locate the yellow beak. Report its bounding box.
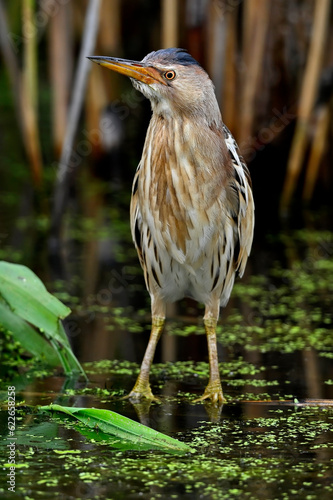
[88,56,167,86]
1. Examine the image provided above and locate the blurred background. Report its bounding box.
[0,0,333,367]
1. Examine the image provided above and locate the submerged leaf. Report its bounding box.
[40,404,194,454]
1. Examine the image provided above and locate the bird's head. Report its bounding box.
[88,48,221,124]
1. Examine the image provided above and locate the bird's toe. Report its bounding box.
[121,379,160,403]
[193,381,225,405]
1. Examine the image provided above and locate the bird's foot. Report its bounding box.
[193,380,225,405]
[121,378,160,403]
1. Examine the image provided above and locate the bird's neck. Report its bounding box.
[146,108,226,167]
[141,107,229,192]
[150,96,223,130]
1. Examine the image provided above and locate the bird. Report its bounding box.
[88,48,254,404]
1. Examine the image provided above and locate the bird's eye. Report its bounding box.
[164,70,176,81]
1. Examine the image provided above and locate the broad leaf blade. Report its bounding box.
[0,301,59,365]
[0,261,87,379]
[40,404,193,453]
[0,261,71,341]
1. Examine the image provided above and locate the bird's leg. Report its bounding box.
[203,317,225,403]
[194,315,225,404]
[126,316,165,402]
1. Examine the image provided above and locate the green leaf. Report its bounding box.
[0,261,70,335]
[0,301,59,365]
[0,261,87,379]
[40,404,194,454]
[50,322,88,378]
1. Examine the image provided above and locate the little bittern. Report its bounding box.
[89,49,254,404]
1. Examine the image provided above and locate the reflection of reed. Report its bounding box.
[282,229,325,403]
[302,347,322,399]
